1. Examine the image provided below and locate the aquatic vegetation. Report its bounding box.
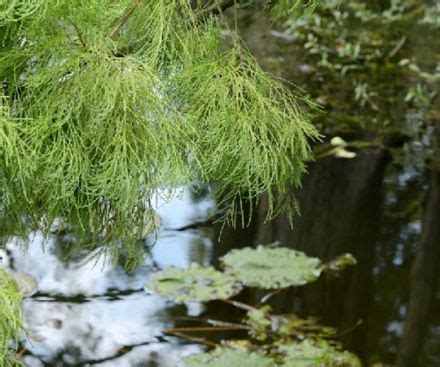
[246,306,336,341]
[186,347,275,367]
[0,270,24,366]
[186,341,361,367]
[221,245,322,288]
[278,340,361,367]
[146,245,360,367]
[147,265,242,303]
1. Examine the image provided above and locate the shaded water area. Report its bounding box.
[1,157,439,366]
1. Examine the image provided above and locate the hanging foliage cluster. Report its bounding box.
[0,0,318,241]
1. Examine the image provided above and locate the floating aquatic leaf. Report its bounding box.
[185,347,275,367]
[278,340,361,367]
[146,265,242,303]
[222,246,322,289]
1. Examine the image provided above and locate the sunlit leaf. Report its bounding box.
[185,347,275,367]
[146,265,242,303]
[222,246,322,289]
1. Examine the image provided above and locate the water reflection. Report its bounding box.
[2,187,213,366]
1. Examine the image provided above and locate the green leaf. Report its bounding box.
[146,264,242,303]
[221,246,322,289]
[278,340,361,367]
[185,347,275,367]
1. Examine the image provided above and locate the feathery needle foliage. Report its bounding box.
[0,0,318,245]
[0,269,24,366]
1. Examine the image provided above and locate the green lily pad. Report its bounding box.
[221,246,322,289]
[185,347,275,367]
[146,265,242,303]
[278,340,361,367]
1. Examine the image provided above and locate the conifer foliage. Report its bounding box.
[0,1,318,241]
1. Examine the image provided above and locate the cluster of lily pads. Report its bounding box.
[146,245,360,366]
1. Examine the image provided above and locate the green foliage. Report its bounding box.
[221,245,322,288]
[146,264,242,303]
[268,0,439,141]
[246,306,336,342]
[147,247,354,302]
[184,341,361,367]
[186,347,275,367]
[270,0,321,22]
[0,0,318,245]
[278,340,361,367]
[0,269,24,366]
[246,305,273,340]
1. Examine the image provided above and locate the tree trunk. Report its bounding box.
[256,147,389,358]
[396,124,440,367]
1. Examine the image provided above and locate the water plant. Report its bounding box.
[146,245,360,367]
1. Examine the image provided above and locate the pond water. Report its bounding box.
[1,189,214,366]
[1,159,438,366]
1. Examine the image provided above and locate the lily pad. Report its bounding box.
[146,264,242,303]
[185,347,275,367]
[221,246,322,289]
[278,340,361,367]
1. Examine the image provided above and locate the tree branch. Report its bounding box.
[109,0,140,39]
